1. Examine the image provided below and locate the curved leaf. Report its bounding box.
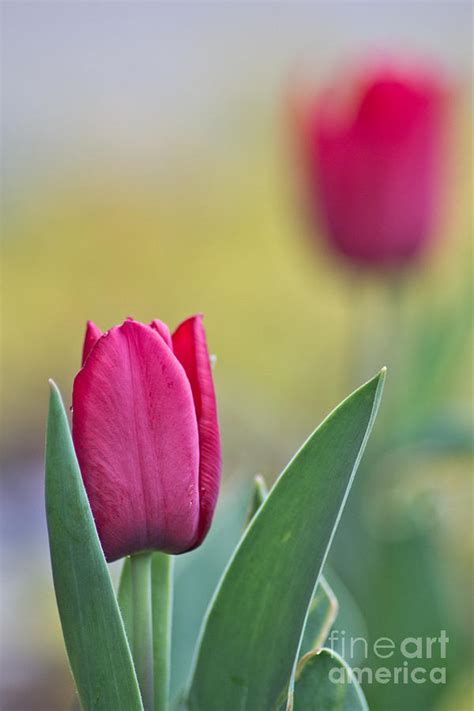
[188,370,385,711]
[300,576,339,656]
[246,474,339,656]
[293,648,368,710]
[45,381,143,711]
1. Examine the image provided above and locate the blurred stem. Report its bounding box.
[151,553,174,711]
[131,552,154,710]
[345,270,373,388]
[346,269,405,388]
[384,274,405,377]
[380,274,407,435]
[343,269,406,473]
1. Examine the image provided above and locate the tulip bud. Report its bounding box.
[293,60,450,268]
[72,316,221,562]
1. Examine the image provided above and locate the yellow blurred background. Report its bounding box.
[1,2,472,710]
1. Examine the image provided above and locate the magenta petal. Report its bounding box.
[72,319,200,561]
[149,319,173,349]
[172,315,222,549]
[81,321,103,365]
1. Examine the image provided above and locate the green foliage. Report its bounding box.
[45,382,143,711]
[300,576,339,656]
[171,489,248,700]
[247,473,339,658]
[187,370,385,710]
[46,372,385,710]
[293,649,368,710]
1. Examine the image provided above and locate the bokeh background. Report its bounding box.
[1,2,472,710]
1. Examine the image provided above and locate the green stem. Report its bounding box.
[151,553,174,711]
[131,552,154,710]
[118,557,134,652]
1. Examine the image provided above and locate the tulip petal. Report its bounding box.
[172,315,221,549]
[149,319,173,349]
[81,321,103,365]
[73,319,200,561]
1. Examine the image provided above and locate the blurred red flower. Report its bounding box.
[293,60,450,268]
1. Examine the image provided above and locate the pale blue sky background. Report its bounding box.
[3,1,472,193]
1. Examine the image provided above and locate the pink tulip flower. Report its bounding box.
[294,60,449,267]
[72,316,221,562]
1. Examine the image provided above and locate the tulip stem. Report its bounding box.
[151,553,174,711]
[131,552,154,710]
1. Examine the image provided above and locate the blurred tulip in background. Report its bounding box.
[293,59,451,268]
[289,53,472,711]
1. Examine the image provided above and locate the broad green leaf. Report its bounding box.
[247,474,339,656]
[300,575,339,656]
[293,649,368,710]
[45,381,143,711]
[188,370,385,711]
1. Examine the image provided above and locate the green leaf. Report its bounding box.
[187,370,385,711]
[300,575,339,656]
[293,649,368,710]
[45,381,143,711]
[246,474,339,656]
